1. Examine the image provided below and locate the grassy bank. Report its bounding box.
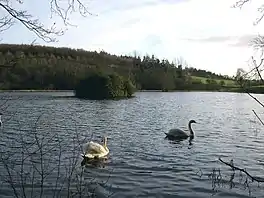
[0,90,73,92]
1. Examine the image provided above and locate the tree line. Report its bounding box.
[0,44,241,91]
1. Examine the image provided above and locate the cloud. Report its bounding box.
[183,36,232,43]
[229,35,257,47]
[182,34,257,48]
[142,34,163,47]
[119,18,142,28]
[1,0,263,76]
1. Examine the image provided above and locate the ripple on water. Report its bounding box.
[1,91,264,197]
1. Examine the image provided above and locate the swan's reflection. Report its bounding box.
[81,156,110,168]
[188,136,194,146]
[166,136,194,147]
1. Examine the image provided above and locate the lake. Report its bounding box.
[0,91,264,198]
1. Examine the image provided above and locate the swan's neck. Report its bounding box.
[103,141,109,152]
[103,139,107,149]
[188,123,194,137]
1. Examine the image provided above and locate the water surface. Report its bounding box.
[0,91,264,198]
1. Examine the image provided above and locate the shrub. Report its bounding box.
[74,71,135,100]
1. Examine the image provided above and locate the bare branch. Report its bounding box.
[0,95,113,197]
[252,109,264,125]
[233,0,264,25]
[232,0,250,9]
[0,155,20,198]
[251,56,264,82]
[0,2,64,42]
[0,15,14,32]
[234,58,264,109]
[0,0,96,42]
[219,157,264,183]
[250,35,264,52]
[242,86,264,108]
[240,56,264,81]
[50,0,95,26]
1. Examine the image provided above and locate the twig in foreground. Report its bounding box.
[252,110,264,126]
[218,157,264,183]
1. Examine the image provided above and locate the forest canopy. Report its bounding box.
[0,44,262,93]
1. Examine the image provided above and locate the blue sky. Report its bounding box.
[1,0,264,76]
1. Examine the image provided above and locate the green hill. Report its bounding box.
[191,76,237,87]
[0,43,258,93]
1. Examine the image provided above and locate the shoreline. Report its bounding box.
[0,89,257,94]
[0,90,73,92]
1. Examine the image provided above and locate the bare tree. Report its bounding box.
[232,1,264,112]
[0,0,95,43]
[232,0,264,25]
[209,1,264,194]
[172,56,189,68]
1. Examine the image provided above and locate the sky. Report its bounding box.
[1,0,264,76]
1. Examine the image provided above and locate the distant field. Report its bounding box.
[191,76,237,87]
[250,85,264,87]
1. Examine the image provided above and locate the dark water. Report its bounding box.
[1,91,264,198]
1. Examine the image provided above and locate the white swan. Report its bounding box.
[82,136,109,159]
[0,113,2,127]
[165,120,197,140]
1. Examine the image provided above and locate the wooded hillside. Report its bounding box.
[0,44,239,91]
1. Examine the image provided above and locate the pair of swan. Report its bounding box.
[82,119,197,160]
[82,136,109,159]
